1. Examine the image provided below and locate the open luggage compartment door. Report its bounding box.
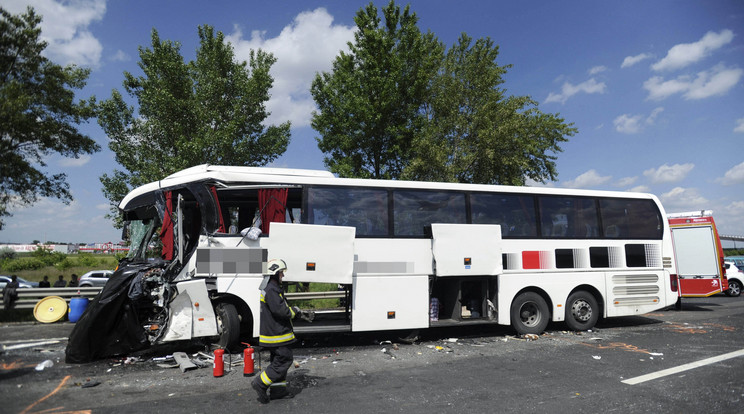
[267,222,355,284]
[431,224,503,276]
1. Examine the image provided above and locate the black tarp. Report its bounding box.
[65,260,165,363]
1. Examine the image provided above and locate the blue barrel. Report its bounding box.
[68,297,89,323]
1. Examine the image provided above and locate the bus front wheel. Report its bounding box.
[510,292,549,335]
[565,291,599,331]
[214,302,240,350]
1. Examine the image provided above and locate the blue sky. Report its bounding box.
[2,0,743,246]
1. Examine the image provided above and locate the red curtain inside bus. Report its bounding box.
[259,188,288,235]
[209,186,226,233]
[159,191,174,261]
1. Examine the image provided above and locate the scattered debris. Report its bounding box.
[524,334,539,341]
[445,338,458,343]
[35,360,53,371]
[592,355,601,360]
[81,380,101,388]
[173,352,197,373]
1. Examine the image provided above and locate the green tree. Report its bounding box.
[0,7,99,229]
[403,34,576,185]
[311,1,443,179]
[99,25,290,222]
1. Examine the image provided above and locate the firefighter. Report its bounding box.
[251,258,301,403]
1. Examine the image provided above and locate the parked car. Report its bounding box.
[0,275,39,289]
[78,270,114,287]
[724,261,743,297]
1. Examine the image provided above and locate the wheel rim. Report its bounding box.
[731,283,741,296]
[571,299,593,322]
[519,301,542,327]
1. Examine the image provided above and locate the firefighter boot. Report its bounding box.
[270,383,294,400]
[251,377,270,404]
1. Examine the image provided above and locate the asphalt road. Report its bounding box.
[2,296,743,414]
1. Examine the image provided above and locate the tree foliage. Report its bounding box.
[0,6,99,230]
[99,25,290,222]
[403,34,576,185]
[312,1,576,185]
[311,1,443,179]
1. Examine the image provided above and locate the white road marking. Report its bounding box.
[622,348,744,385]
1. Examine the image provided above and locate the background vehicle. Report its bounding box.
[724,261,743,297]
[0,275,39,289]
[78,270,114,287]
[668,211,728,297]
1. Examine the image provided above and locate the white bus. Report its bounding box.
[74,164,681,354]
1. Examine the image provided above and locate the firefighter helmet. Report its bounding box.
[267,258,288,276]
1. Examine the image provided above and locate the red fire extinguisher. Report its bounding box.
[243,345,255,377]
[213,348,224,377]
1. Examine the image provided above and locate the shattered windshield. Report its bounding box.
[126,219,160,261]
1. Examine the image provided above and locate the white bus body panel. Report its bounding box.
[352,275,430,331]
[162,279,218,341]
[431,224,503,276]
[352,239,432,331]
[267,223,355,285]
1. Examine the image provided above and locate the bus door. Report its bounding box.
[430,224,503,323]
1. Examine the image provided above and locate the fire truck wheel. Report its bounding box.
[214,302,240,350]
[726,280,741,297]
[510,291,549,335]
[565,291,599,331]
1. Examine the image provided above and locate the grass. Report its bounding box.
[2,255,119,283]
[285,282,343,309]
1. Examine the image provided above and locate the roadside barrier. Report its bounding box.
[0,287,346,310]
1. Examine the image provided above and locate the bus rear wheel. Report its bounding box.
[510,292,549,335]
[214,302,240,350]
[565,291,599,331]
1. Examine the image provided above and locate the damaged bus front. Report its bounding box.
[66,166,351,363]
[67,174,257,363]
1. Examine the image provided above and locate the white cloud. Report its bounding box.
[615,176,638,187]
[544,78,606,104]
[226,8,356,127]
[588,66,607,75]
[4,0,106,67]
[651,29,734,72]
[644,65,743,101]
[621,53,652,68]
[659,187,709,213]
[613,107,663,134]
[643,163,695,184]
[716,161,744,185]
[58,154,91,167]
[629,185,651,193]
[563,170,612,189]
[735,118,744,133]
[109,50,130,62]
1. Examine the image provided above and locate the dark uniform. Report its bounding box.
[252,267,297,403]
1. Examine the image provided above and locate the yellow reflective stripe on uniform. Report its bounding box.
[269,381,287,388]
[260,332,296,344]
[289,306,296,319]
[260,292,265,303]
[260,371,272,386]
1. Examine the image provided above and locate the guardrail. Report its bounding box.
[1,287,103,310]
[0,287,345,310]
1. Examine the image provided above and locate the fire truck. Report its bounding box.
[668,211,728,297]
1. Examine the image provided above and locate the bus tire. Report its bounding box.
[510,292,549,335]
[727,280,741,297]
[565,291,599,331]
[214,302,240,350]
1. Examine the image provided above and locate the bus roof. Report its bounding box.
[119,164,661,211]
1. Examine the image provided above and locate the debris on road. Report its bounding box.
[34,359,53,371]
